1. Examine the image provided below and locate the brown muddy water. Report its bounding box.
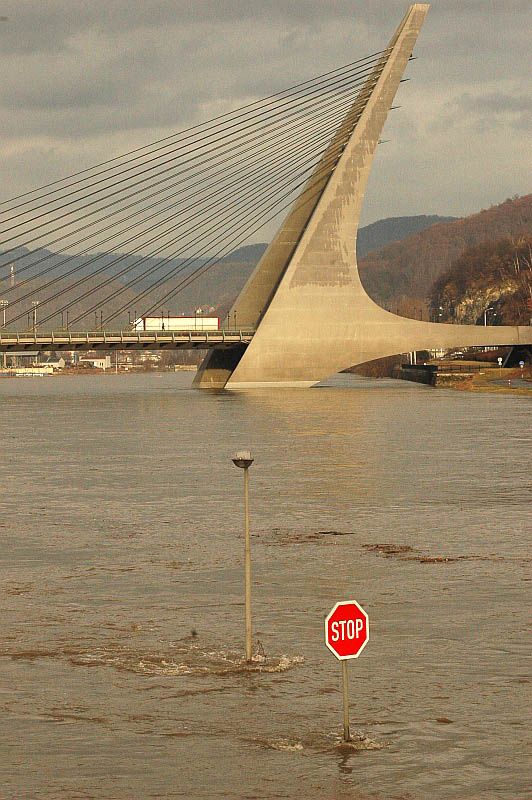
[1,372,530,799]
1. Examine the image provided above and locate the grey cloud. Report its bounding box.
[431,88,532,134]
[461,92,532,116]
[0,0,530,223]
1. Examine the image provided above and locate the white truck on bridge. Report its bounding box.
[132,316,219,331]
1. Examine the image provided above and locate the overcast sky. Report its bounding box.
[1,0,530,235]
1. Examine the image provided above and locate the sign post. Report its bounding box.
[325,600,369,742]
[341,661,350,741]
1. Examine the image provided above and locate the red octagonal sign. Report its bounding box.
[325,600,369,660]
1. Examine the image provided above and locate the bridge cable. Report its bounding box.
[0,48,389,210]
[3,54,392,326]
[31,122,357,328]
[0,58,384,246]
[83,101,369,326]
[1,76,382,291]
[0,71,380,273]
[3,96,363,312]
[28,79,377,326]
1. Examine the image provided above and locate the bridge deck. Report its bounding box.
[0,329,255,352]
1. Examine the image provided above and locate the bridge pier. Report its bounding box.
[193,344,248,389]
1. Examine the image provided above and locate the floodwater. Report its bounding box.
[1,372,530,799]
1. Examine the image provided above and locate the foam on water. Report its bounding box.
[63,645,304,677]
[264,738,304,752]
[334,732,387,752]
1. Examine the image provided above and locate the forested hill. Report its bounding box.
[356,215,457,259]
[359,195,532,308]
[430,236,532,326]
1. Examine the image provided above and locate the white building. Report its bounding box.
[79,356,112,370]
[39,355,66,370]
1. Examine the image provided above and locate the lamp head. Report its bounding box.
[232,450,254,469]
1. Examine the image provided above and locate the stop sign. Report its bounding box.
[325,600,369,659]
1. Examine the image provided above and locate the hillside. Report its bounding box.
[359,195,532,311]
[213,202,530,320]
[356,215,457,259]
[430,236,532,326]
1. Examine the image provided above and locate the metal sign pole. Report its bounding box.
[342,660,351,742]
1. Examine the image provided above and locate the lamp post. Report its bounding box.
[31,300,40,332]
[0,301,7,368]
[484,306,495,326]
[232,450,254,662]
[0,300,8,327]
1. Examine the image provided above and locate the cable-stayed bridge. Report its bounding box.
[1,3,530,386]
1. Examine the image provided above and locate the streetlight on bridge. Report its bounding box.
[0,300,8,327]
[31,300,40,333]
[484,306,496,326]
[0,300,7,368]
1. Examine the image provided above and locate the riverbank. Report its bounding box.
[0,364,197,378]
[437,367,531,394]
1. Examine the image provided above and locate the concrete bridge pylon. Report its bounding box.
[194,3,531,389]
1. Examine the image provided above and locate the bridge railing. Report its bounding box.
[0,328,256,344]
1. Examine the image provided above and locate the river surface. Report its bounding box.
[1,372,530,799]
